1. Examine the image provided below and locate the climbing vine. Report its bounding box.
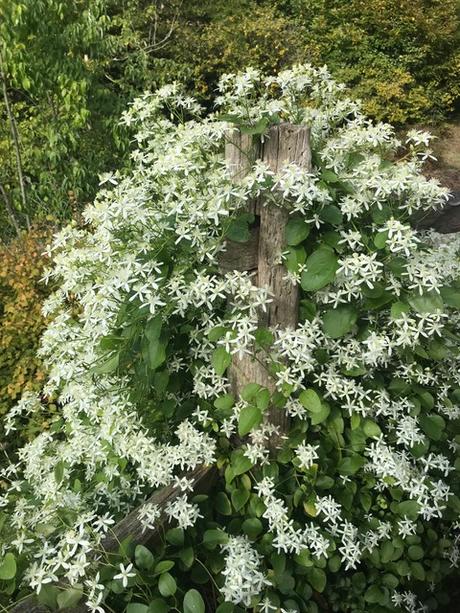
[1,66,459,613]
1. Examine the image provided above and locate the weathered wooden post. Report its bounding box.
[225,124,311,441]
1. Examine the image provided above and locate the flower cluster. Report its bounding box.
[220,535,270,606]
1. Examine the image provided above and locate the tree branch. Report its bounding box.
[0,179,20,236]
[0,53,28,228]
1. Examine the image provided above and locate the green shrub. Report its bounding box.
[288,0,460,123]
[1,0,458,238]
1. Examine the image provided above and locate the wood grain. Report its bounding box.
[225,125,311,444]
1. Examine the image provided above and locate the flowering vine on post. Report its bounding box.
[2,65,460,613]
[225,124,311,445]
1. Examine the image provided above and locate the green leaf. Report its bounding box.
[360,490,372,512]
[147,338,166,370]
[256,388,270,411]
[208,325,227,342]
[328,555,341,573]
[158,572,177,597]
[380,540,394,564]
[321,169,341,183]
[346,152,365,168]
[183,589,206,613]
[54,460,64,484]
[427,338,447,360]
[299,299,317,321]
[299,389,322,412]
[371,203,392,223]
[135,544,154,570]
[215,492,232,515]
[362,419,381,438]
[57,586,83,610]
[410,561,425,581]
[0,553,16,580]
[212,347,231,376]
[284,245,307,273]
[396,500,420,519]
[93,352,119,374]
[179,547,194,569]
[285,217,310,246]
[408,291,444,314]
[238,405,262,436]
[388,256,406,277]
[382,573,399,589]
[242,518,263,539]
[364,585,385,604]
[323,305,358,338]
[225,213,254,243]
[203,529,229,548]
[338,455,365,475]
[408,545,424,561]
[391,301,410,318]
[127,605,149,613]
[231,487,250,511]
[374,230,388,249]
[99,334,122,351]
[350,413,360,430]
[396,559,411,576]
[241,383,261,402]
[294,549,314,567]
[310,403,330,425]
[240,117,269,135]
[301,247,338,292]
[148,599,168,613]
[419,414,445,441]
[145,315,162,341]
[254,327,274,349]
[154,560,175,574]
[418,390,434,410]
[320,204,343,226]
[214,394,235,412]
[216,604,235,613]
[165,528,184,546]
[440,286,460,309]
[231,450,253,476]
[306,567,326,592]
[37,585,59,609]
[316,475,334,489]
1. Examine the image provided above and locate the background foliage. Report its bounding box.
[0,0,459,237]
[0,227,53,447]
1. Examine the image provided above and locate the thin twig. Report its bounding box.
[0,179,21,236]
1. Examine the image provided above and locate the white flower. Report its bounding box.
[165,495,202,529]
[295,442,319,470]
[138,503,161,533]
[114,562,136,587]
[398,517,417,538]
[221,536,271,606]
